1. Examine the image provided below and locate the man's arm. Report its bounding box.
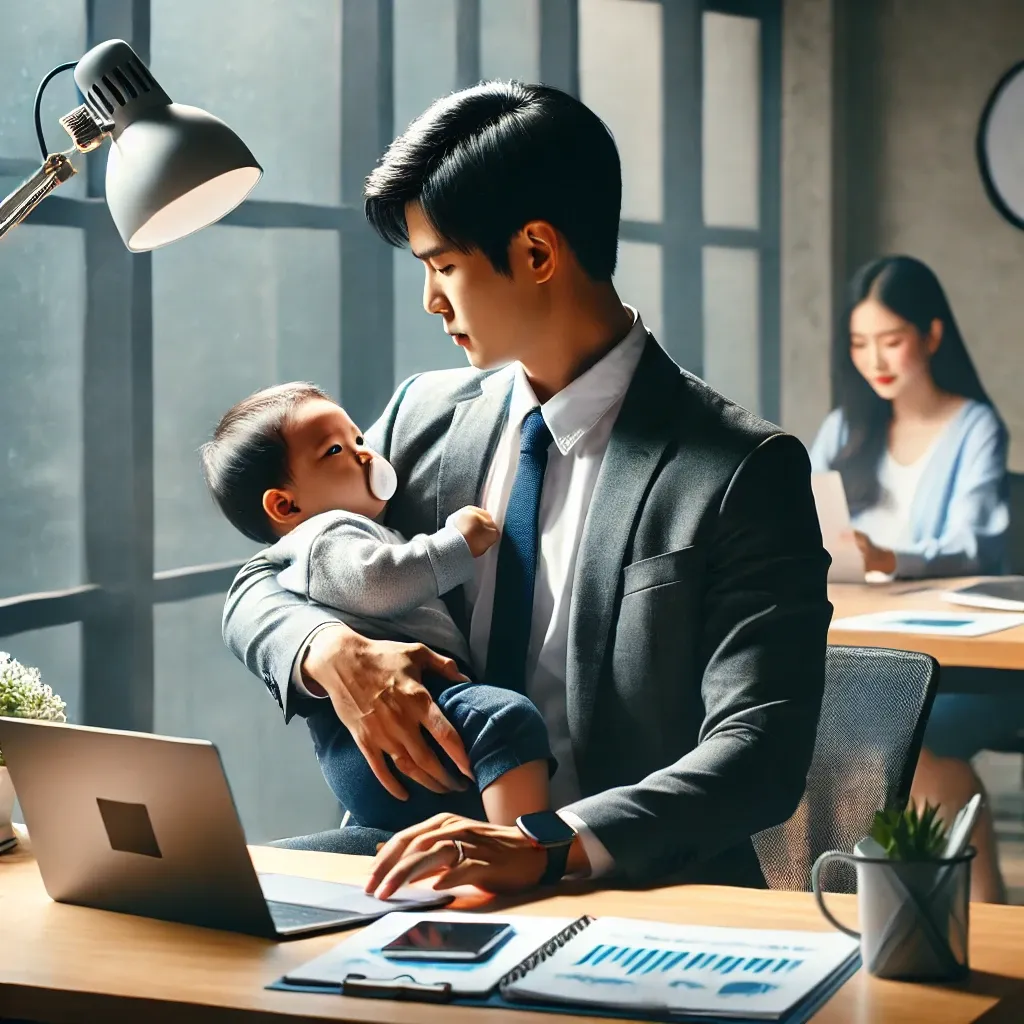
[265,511,475,618]
[222,555,345,722]
[564,433,832,884]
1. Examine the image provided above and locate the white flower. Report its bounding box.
[0,653,66,767]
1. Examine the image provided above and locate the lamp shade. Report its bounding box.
[74,39,262,251]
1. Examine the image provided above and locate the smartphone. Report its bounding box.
[380,920,514,962]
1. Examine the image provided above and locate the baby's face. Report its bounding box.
[277,399,388,525]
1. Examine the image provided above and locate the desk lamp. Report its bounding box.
[0,38,262,250]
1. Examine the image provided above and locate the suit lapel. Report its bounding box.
[566,339,680,767]
[434,376,512,634]
[435,376,512,529]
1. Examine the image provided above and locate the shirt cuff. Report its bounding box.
[557,808,615,880]
[289,622,344,699]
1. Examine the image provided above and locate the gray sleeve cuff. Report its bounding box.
[289,622,339,698]
[427,522,476,596]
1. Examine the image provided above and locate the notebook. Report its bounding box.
[271,911,861,1023]
[830,608,1024,637]
[810,471,865,583]
[941,577,1024,612]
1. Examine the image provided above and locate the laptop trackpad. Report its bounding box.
[258,873,449,913]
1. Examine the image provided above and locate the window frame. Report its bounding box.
[0,0,781,733]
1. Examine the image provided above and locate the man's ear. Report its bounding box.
[516,220,559,284]
[262,488,301,528]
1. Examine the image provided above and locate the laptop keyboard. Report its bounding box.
[267,900,354,931]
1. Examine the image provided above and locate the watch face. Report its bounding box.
[517,811,576,847]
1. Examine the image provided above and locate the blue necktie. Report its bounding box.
[486,408,554,693]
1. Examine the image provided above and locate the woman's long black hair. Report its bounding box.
[830,255,992,515]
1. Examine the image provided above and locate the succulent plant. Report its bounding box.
[870,800,949,861]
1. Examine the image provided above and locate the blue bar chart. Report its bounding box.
[572,943,804,978]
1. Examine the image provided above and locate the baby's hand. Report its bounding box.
[450,505,499,557]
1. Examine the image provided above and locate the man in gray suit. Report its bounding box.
[224,82,831,896]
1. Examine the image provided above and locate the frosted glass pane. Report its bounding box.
[703,247,760,413]
[481,0,541,82]
[394,252,470,384]
[394,0,458,134]
[154,596,342,843]
[614,240,663,342]
[392,1,461,386]
[0,2,87,161]
[0,227,84,598]
[702,13,760,229]
[579,0,663,222]
[0,1,86,196]
[153,227,341,571]
[151,0,342,205]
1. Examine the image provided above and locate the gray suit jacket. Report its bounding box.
[223,335,831,888]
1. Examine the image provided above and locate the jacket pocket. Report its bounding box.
[622,545,698,597]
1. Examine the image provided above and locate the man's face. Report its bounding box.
[406,201,544,370]
[277,399,387,525]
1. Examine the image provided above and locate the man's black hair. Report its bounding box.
[365,81,621,281]
[199,382,329,545]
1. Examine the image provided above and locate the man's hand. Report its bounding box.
[365,814,548,899]
[302,625,474,800]
[851,530,897,575]
[449,505,500,557]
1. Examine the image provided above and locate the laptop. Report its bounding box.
[0,717,450,938]
[810,470,867,583]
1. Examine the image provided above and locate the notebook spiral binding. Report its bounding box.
[498,914,596,988]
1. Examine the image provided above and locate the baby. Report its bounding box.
[201,382,553,834]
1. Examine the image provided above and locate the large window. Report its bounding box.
[577,0,780,416]
[0,0,779,841]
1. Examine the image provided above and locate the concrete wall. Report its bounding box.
[847,0,1024,469]
[782,0,1024,465]
[780,0,841,446]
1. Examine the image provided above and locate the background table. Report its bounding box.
[829,579,1024,694]
[2,841,1024,1023]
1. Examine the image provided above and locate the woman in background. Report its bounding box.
[810,255,1007,579]
[810,254,1016,902]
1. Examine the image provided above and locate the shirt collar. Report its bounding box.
[493,306,648,455]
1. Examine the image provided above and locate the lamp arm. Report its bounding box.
[0,154,77,241]
[0,58,112,243]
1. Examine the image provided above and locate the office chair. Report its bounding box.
[752,645,939,893]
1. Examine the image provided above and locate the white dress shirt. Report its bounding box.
[464,307,648,877]
[294,307,649,879]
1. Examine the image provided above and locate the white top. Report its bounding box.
[464,308,649,878]
[854,453,926,550]
[854,435,943,551]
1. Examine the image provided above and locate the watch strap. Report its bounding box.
[538,840,571,886]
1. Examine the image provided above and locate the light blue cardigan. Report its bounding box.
[808,400,1010,578]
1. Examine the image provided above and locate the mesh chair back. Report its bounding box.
[752,645,939,893]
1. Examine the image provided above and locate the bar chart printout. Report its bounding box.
[501,917,860,1018]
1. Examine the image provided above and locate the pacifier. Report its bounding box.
[367,453,398,501]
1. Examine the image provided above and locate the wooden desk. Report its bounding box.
[829,579,1024,676]
[3,842,1024,1023]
